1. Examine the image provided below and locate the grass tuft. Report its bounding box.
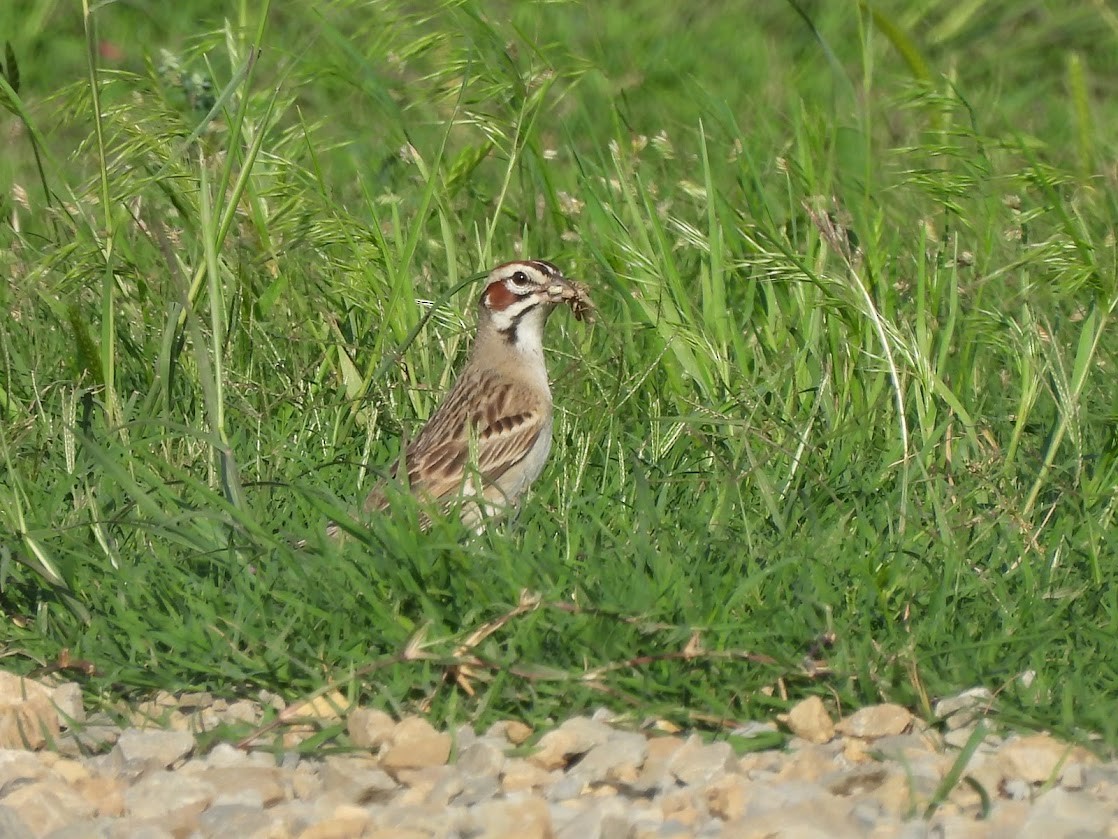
[1,0,1118,747]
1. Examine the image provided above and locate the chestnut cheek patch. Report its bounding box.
[483,281,520,311]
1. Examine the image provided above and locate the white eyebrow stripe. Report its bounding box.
[526,260,561,278]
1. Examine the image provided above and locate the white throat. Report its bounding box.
[475,301,554,391]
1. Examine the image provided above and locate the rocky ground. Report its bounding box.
[0,670,1115,838]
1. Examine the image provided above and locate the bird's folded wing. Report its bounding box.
[365,377,546,511]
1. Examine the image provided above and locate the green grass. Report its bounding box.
[2,0,1118,750]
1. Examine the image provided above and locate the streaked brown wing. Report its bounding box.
[363,371,546,513]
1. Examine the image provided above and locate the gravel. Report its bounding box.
[0,670,1115,838]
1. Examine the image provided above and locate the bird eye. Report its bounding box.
[510,270,530,287]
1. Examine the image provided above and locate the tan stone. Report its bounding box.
[75,775,126,817]
[926,813,991,839]
[0,672,60,749]
[631,734,685,789]
[288,690,349,722]
[868,770,912,816]
[46,756,90,784]
[0,750,48,795]
[964,757,1006,803]
[1059,761,1087,790]
[527,728,579,770]
[468,797,553,839]
[298,805,372,839]
[379,717,451,772]
[842,736,872,763]
[945,759,991,815]
[259,689,286,711]
[36,749,61,767]
[290,763,323,800]
[348,707,396,751]
[983,800,1031,835]
[660,788,702,826]
[153,689,178,707]
[704,773,752,821]
[394,765,452,805]
[204,766,287,806]
[282,724,318,749]
[133,691,177,726]
[783,695,835,744]
[3,780,96,835]
[934,687,994,730]
[835,703,913,738]
[117,727,195,767]
[488,719,533,745]
[186,708,210,731]
[501,758,556,793]
[317,754,397,809]
[527,717,615,771]
[777,745,837,782]
[195,708,226,732]
[123,772,215,824]
[221,699,260,725]
[646,735,685,763]
[667,735,736,786]
[998,734,1095,784]
[737,749,785,776]
[50,681,85,725]
[1024,787,1110,835]
[606,761,640,785]
[825,764,892,797]
[721,795,857,839]
[176,691,213,709]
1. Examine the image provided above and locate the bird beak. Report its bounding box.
[545,278,576,302]
[547,277,596,322]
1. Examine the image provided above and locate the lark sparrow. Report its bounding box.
[353,260,592,533]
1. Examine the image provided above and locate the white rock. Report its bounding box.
[0,673,59,750]
[116,728,195,768]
